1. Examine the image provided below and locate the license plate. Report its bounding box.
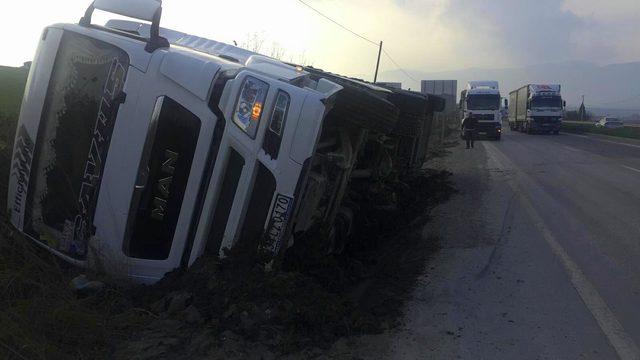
[478,132,486,135]
[265,194,294,254]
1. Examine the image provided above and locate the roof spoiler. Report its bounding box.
[79,0,169,53]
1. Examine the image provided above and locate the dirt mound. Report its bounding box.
[115,169,455,359]
[0,169,454,360]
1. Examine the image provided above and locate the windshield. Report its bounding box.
[467,94,500,110]
[531,95,562,108]
[24,31,129,259]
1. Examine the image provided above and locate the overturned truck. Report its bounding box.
[7,0,444,283]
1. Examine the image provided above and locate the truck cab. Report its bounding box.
[459,81,502,140]
[7,0,444,283]
[509,84,564,134]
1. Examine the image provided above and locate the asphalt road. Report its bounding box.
[325,129,640,359]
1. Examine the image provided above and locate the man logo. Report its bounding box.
[151,149,178,221]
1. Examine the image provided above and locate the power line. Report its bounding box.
[382,49,418,82]
[295,0,417,83]
[296,0,378,46]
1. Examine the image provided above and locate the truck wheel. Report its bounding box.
[392,112,424,138]
[330,85,399,133]
[553,130,560,135]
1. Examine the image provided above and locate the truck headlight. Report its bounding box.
[233,76,269,139]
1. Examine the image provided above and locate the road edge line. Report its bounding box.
[484,142,640,360]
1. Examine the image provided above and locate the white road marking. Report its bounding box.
[566,133,640,149]
[484,142,640,360]
[563,145,582,152]
[621,165,640,174]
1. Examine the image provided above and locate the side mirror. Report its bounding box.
[563,100,567,108]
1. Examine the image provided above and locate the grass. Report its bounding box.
[562,121,640,140]
[0,66,28,217]
[0,66,27,120]
[0,222,152,359]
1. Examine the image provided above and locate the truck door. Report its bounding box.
[187,70,327,263]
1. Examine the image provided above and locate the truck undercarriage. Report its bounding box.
[285,68,444,257]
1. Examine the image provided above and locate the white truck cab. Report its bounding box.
[7,0,444,283]
[459,81,502,140]
[509,84,564,134]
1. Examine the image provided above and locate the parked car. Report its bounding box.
[595,117,624,129]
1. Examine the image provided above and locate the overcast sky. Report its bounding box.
[0,0,638,82]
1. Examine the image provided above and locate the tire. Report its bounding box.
[392,112,425,138]
[305,68,399,133]
[388,92,429,115]
[330,84,399,133]
[553,130,560,135]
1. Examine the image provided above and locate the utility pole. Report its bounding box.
[373,41,383,83]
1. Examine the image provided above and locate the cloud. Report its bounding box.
[441,0,590,65]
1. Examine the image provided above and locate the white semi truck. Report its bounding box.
[508,84,565,134]
[7,0,444,283]
[459,81,502,140]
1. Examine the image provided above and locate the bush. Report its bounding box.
[561,122,640,140]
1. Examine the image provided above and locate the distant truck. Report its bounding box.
[459,81,502,140]
[508,84,565,134]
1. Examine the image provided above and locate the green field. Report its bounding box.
[0,66,28,213]
[0,65,28,152]
[562,121,640,140]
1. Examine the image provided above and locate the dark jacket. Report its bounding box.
[462,116,478,131]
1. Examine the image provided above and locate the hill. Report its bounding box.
[380,61,640,110]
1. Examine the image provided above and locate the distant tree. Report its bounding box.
[565,110,578,121]
[269,42,286,60]
[241,32,266,53]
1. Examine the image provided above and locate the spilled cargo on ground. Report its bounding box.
[6,0,445,283]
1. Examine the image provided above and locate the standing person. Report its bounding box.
[461,112,478,149]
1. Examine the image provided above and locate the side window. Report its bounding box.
[263,90,290,159]
[125,97,201,260]
[233,76,269,139]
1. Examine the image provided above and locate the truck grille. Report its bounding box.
[476,122,498,131]
[476,114,495,121]
[533,117,560,124]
